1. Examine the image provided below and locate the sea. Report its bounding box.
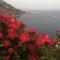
[18,10,60,38]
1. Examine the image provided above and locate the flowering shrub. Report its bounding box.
[0,12,60,60]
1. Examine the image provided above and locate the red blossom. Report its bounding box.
[19,22,26,27]
[0,12,11,24]
[27,45,36,54]
[41,34,49,40]
[29,28,37,33]
[29,28,39,36]
[8,32,17,40]
[3,55,10,60]
[0,33,4,39]
[0,12,5,20]
[35,37,46,46]
[56,29,60,35]
[9,20,20,30]
[19,32,30,43]
[7,29,17,40]
[3,16,11,24]
[9,48,14,54]
[27,55,40,60]
[18,41,23,47]
[47,39,56,47]
[3,40,11,48]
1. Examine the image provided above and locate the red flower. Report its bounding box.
[41,34,49,40]
[27,45,36,54]
[29,28,36,33]
[3,55,10,60]
[35,37,46,46]
[29,28,39,36]
[18,41,23,47]
[9,19,20,30]
[48,39,56,47]
[19,22,26,27]
[35,34,50,46]
[0,12,11,24]
[4,16,11,24]
[19,32,30,43]
[3,40,11,48]
[56,29,60,35]
[27,55,40,60]
[9,48,14,54]
[0,33,4,39]
[0,12,5,20]
[8,32,17,40]
[7,29,17,40]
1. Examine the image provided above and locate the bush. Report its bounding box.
[0,12,60,60]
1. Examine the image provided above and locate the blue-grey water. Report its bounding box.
[18,11,60,38]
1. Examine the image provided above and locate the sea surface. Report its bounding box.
[18,10,60,38]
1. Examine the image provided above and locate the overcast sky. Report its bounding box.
[4,0,60,10]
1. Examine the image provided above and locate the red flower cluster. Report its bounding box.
[35,34,56,47]
[0,12,57,60]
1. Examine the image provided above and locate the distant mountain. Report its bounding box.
[0,0,25,16]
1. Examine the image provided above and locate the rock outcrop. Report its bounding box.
[0,0,25,16]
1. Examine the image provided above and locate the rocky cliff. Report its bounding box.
[0,0,25,16]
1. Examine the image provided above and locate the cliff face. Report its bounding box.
[0,0,25,16]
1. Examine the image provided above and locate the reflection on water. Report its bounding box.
[18,11,60,38]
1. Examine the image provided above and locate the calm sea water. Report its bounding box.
[18,11,60,38]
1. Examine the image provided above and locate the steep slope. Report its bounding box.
[0,0,25,16]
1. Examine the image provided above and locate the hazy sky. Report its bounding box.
[4,0,60,10]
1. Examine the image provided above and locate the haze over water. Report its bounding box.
[18,10,60,38]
